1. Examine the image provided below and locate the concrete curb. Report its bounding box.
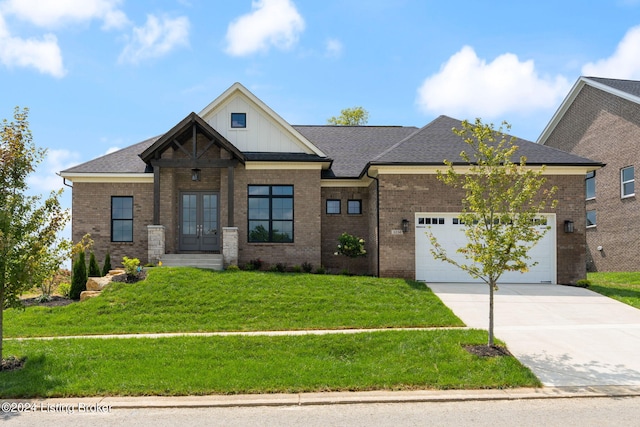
[5,386,640,410]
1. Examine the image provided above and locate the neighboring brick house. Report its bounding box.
[539,76,640,272]
[61,82,600,283]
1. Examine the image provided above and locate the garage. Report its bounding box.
[415,213,556,283]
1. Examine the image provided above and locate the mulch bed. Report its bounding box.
[1,356,25,372]
[463,344,512,357]
[21,295,74,308]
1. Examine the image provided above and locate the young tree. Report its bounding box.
[102,252,112,277]
[428,118,557,347]
[0,107,70,361]
[327,106,369,126]
[88,251,101,277]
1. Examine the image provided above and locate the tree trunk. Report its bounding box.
[488,279,495,347]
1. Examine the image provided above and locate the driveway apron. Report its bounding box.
[427,283,640,387]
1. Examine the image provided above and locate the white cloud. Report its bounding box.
[105,146,120,155]
[225,0,305,57]
[0,14,65,77]
[416,46,570,118]
[1,0,128,30]
[28,149,81,194]
[582,25,640,79]
[325,38,343,58]
[118,14,190,64]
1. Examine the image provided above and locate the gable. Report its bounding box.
[199,83,326,156]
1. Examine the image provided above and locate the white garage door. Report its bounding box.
[415,213,556,284]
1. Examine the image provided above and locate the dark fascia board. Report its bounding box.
[139,112,246,164]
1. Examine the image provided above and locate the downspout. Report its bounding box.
[58,173,72,188]
[366,169,380,277]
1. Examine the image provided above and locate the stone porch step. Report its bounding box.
[159,254,223,270]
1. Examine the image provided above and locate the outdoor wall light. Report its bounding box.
[402,219,410,233]
[191,168,201,182]
[564,220,574,233]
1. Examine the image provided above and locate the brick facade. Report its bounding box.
[71,181,154,267]
[374,173,586,284]
[544,85,640,272]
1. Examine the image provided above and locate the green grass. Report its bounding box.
[587,272,640,309]
[0,330,540,398]
[5,268,463,338]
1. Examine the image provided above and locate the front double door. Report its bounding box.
[179,192,219,252]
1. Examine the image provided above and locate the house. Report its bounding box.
[539,76,640,272]
[60,82,601,283]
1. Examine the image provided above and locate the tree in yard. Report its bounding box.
[102,252,112,277]
[0,107,70,362]
[427,118,557,347]
[88,251,101,277]
[327,106,369,126]
[334,232,367,274]
[70,234,93,300]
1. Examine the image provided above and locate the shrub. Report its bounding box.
[102,252,112,276]
[315,265,326,275]
[291,265,302,273]
[269,263,287,273]
[335,233,367,258]
[245,258,263,271]
[122,256,141,279]
[57,282,71,298]
[88,251,101,277]
[70,253,87,300]
[226,264,240,272]
[301,262,313,273]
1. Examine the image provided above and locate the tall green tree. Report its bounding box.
[0,107,70,361]
[428,118,557,347]
[327,106,369,126]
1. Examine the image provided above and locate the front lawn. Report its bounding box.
[1,330,540,397]
[5,268,463,337]
[587,272,640,309]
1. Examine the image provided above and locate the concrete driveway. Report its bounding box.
[427,283,640,387]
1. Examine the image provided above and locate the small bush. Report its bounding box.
[226,264,240,272]
[315,265,326,275]
[57,282,71,298]
[340,268,351,276]
[70,254,87,300]
[291,265,302,273]
[301,262,313,273]
[122,256,141,279]
[88,251,101,277]
[245,258,263,271]
[102,252,112,276]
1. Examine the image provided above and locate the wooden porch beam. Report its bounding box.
[149,159,239,168]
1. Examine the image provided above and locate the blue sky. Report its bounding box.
[2,0,640,204]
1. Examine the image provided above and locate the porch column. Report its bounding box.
[222,227,238,267]
[147,225,165,264]
[227,165,234,227]
[153,165,160,224]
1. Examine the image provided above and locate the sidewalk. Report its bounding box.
[4,386,640,409]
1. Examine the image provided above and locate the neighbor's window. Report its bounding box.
[326,199,341,214]
[248,185,293,242]
[621,166,635,198]
[586,171,596,200]
[347,199,362,215]
[112,196,133,242]
[231,112,247,128]
[586,210,596,228]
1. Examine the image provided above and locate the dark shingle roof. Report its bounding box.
[61,136,159,174]
[293,125,419,178]
[585,77,640,99]
[371,116,601,168]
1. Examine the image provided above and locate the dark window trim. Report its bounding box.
[247,185,294,243]
[111,196,134,242]
[231,112,247,129]
[347,199,362,215]
[326,199,341,214]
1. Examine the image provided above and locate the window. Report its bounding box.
[586,210,596,228]
[347,199,362,215]
[586,171,596,200]
[248,185,293,242]
[112,196,133,242]
[231,112,246,128]
[326,199,341,214]
[621,166,635,198]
